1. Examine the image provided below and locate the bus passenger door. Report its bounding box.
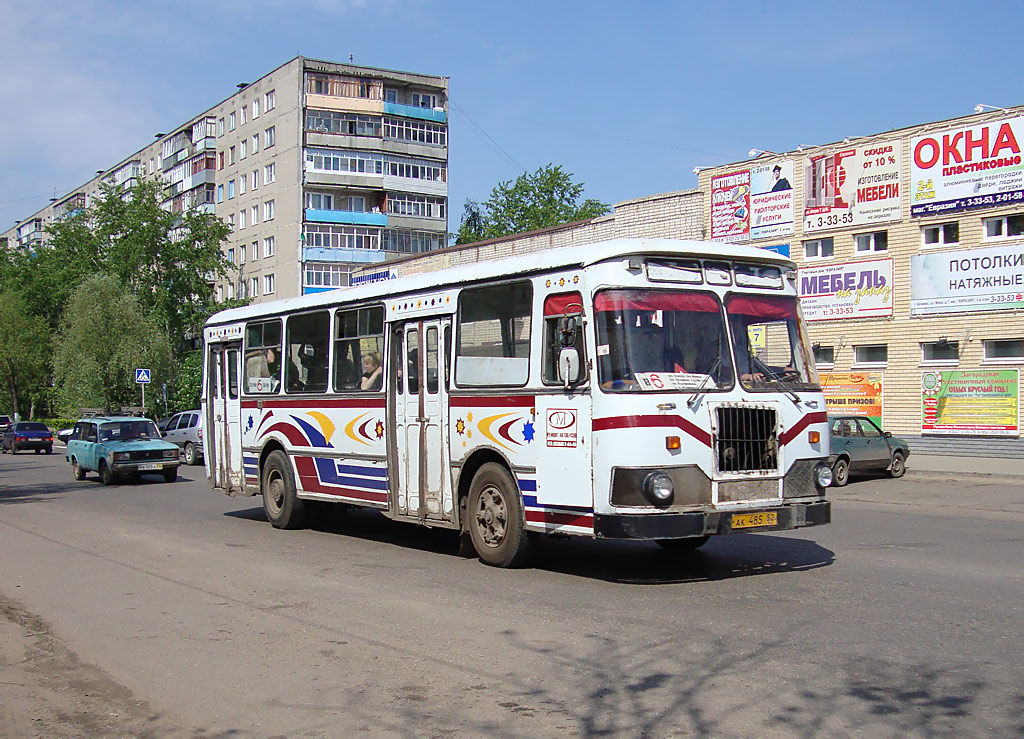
[206,342,243,493]
[391,319,452,522]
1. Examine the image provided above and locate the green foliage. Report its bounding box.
[45,177,233,342]
[455,164,610,244]
[53,275,174,415]
[167,351,203,414]
[0,290,50,417]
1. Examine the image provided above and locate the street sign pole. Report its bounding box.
[135,368,152,414]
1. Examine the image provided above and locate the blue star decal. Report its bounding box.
[522,420,535,443]
[246,414,254,431]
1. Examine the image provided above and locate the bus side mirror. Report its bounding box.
[558,347,581,389]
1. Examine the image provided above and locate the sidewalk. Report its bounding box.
[908,454,1024,478]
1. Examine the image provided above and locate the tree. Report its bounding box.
[455,164,610,244]
[0,290,49,418]
[53,275,174,414]
[46,177,233,343]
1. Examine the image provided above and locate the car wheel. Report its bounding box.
[656,535,710,552]
[183,442,196,466]
[832,457,850,487]
[45,446,52,455]
[889,451,906,478]
[72,458,87,481]
[163,467,178,483]
[467,463,533,568]
[99,460,115,486]
[262,450,307,529]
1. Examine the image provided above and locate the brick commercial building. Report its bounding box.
[4,56,450,302]
[358,108,1023,454]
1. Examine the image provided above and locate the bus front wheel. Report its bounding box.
[467,463,532,568]
[262,450,307,529]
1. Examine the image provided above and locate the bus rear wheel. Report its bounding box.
[467,463,532,568]
[262,450,307,529]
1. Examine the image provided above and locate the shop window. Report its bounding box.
[853,344,887,367]
[855,230,888,252]
[984,339,1024,361]
[983,214,1024,240]
[813,344,834,367]
[803,238,833,259]
[921,340,959,363]
[922,222,959,247]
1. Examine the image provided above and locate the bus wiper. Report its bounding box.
[753,357,802,404]
[687,356,721,409]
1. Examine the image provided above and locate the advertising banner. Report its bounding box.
[803,140,903,232]
[910,243,1024,315]
[921,369,1019,436]
[911,116,1024,217]
[798,258,893,321]
[750,160,794,239]
[821,372,883,426]
[710,170,750,242]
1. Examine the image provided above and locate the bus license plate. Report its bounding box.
[138,463,161,471]
[731,511,777,529]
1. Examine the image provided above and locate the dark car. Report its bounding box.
[56,428,74,445]
[65,415,180,485]
[1,421,54,454]
[828,416,909,486]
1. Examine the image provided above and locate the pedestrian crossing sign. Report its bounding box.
[135,368,151,384]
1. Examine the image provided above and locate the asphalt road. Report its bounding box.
[0,448,1021,736]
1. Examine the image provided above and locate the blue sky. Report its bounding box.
[2,0,1021,234]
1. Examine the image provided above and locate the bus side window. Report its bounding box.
[244,319,282,394]
[455,281,532,387]
[334,306,384,392]
[542,292,587,385]
[285,311,330,394]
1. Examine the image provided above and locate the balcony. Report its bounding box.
[305,169,384,189]
[384,102,447,123]
[303,246,386,264]
[305,209,388,227]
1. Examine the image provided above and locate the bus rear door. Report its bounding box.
[206,341,244,493]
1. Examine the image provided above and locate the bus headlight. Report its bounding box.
[814,463,833,489]
[643,472,674,506]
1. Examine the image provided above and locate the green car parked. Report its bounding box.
[66,416,181,485]
[828,415,910,486]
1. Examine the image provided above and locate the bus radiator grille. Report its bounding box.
[717,478,780,502]
[715,406,778,473]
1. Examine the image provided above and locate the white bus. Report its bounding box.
[203,238,832,567]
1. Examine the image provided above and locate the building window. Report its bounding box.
[384,154,447,182]
[228,111,236,131]
[922,222,959,247]
[251,241,259,262]
[251,205,259,225]
[264,90,275,110]
[252,134,259,154]
[984,339,1024,361]
[855,230,888,252]
[305,192,334,210]
[304,147,383,174]
[303,224,379,250]
[305,109,382,137]
[218,151,224,170]
[854,344,888,366]
[411,92,438,109]
[250,277,259,297]
[239,209,246,229]
[240,242,246,264]
[383,117,446,147]
[228,180,235,199]
[239,176,246,196]
[240,139,247,159]
[217,117,224,136]
[263,236,275,257]
[264,126,276,148]
[264,162,276,183]
[241,105,247,126]
[227,247,235,264]
[252,99,260,119]
[803,238,834,260]
[229,146,236,165]
[227,282,235,300]
[216,184,224,203]
[306,262,353,290]
[252,169,260,190]
[264,273,275,294]
[381,228,444,254]
[387,192,446,219]
[237,280,247,300]
[264,200,275,220]
[983,214,1024,240]
[921,340,959,364]
[227,213,235,231]
[813,345,835,367]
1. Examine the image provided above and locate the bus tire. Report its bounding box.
[656,535,709,552]
[467,463,532,568]
[262,450,307,529]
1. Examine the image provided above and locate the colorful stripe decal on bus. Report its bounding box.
[450,396,536,408]
[521,489,595,532]
[778,412,829,445]
[593,415,713,447]
[241,398,387,409]
[243,455,259,482]
[294,455,389,504]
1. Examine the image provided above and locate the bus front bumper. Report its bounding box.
[594,500,830,540]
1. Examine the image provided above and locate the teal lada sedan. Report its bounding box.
[66,416,180,485]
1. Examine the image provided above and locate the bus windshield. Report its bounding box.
[595,289,734,392]
[726,294,820,392]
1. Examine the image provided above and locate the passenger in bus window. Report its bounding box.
[361,352,382,390]
[246,348,277,378]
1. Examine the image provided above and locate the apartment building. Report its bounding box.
[3,56,450,302]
